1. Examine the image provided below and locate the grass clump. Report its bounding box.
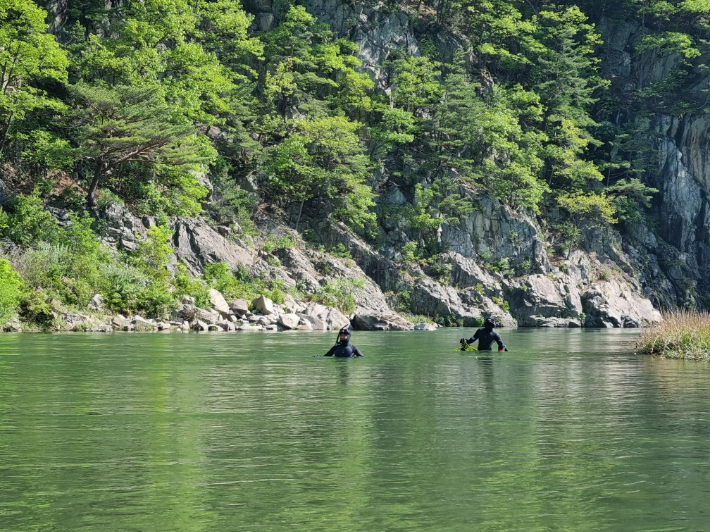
[638,310,710,361]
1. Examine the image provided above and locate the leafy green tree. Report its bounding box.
[557,191,617,228]
[68,83,213,213]
[607,178,658,226]
[434,61,548,211]
[388,55,443,131]
[0,0,68,156]
[260,5,372,121]
[532,7,608,190]
[368,106,416,158]
[264,116,374,231]
[1,191,59,246]
[0,258,26,324]
[130,225,176,317]
[556,191,617,257]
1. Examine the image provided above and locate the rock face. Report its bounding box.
[172,218,255,275]
[582,280,662,328]
[440,195,550,274]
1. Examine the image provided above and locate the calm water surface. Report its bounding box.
[1,329,710,531]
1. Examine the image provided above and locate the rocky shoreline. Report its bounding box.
[2,197,664,333]
[0,289,423,334]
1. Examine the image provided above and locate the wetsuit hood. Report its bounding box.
[338,327,351,345]
[483,318,495,331]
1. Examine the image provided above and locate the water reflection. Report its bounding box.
[2,329,710,530]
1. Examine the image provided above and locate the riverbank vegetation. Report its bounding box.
[1,0,706,325]
[638,311,710,361]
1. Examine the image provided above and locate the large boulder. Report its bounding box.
[508,274,583,327]
[352,313,413,331]
[230,298,250,317]
[278,313,301,330]
[209,289,230,316]
[87,294,104,310]
[253,295,275,315]
[582,280,662,328]
[300,302,349,330]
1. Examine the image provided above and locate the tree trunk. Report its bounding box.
[87,160,106,214]
[295,200,304,231]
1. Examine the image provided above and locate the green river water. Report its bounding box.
[1,328,710,531]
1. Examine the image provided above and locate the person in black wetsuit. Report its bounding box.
[461,318,507,352]
[324,327,364,358]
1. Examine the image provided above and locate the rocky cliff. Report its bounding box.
[225,1,666,329]
[37,0,708,331]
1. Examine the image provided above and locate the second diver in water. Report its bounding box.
[461,318,507,352]
[324,327,364,358]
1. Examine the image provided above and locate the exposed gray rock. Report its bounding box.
[253,295,275,315]
[298,313,327,331]
[582,280,662,328]
[209,288,230,316]
[101,203,148,251]
[237,323,264,331]
[279,313,301,330]
[172,218,254,275]
[352,313,413,331]
[444,252,500,295]
[193,320,209,332]
[525,317,582,328]
[112,315,129,329]
[508,274,583,327]
[300,302,349,330]
[440,194,550,273]
[132,316,156,332]
[413,323,437,331]
[230,299,250,316]
[274,248,321,293]
[87,294,104,310]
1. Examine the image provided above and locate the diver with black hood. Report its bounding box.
[323,327,364,358]
[461,318,507,352]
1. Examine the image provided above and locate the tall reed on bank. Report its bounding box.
[638,310,710,360]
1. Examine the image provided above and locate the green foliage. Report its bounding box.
[434,64,548,211]
[396,290,412,313]
[1,192,58,245]
[127,225,176,317]
[0,258,26,324]
[174,262,210,308]
[204,261,259,301]
[435,313,464,327]
[68,83,212,213]
[263,115,375,231]
[263,233,296,254]
[0,0,68,157]
[311,276,366,314]
[607,178,658,226]
[257,6,376,233]
[208,157,258,233]
[100,261,152,315]
[329,243,351,259]
[261,6,372,119]
[401,241,418,263]
[557,192,618,228]
[18,287,55,327]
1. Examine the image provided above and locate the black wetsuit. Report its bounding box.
[466,327,506,351]
[324,341,364,358]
